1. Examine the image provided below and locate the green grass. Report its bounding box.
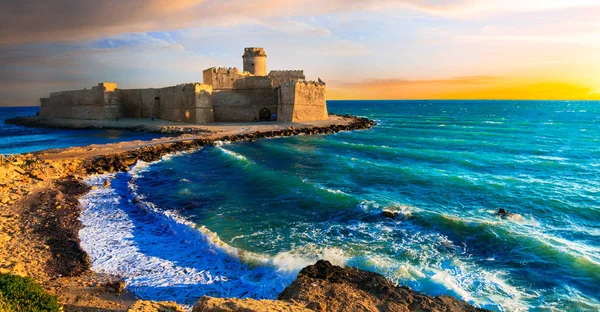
[0,273,61,312]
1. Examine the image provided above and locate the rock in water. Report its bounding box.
[278,260,489,312]
[131,196,141,204]
[381,210,399,218]
[496,208,523,221]
[497,208,513,218]
[102,179,111,187]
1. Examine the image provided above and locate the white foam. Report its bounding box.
[217,147,252,164]
[532,155,569,162]
[302,178,350,196]
[271,246,348,273]
[79,170,291,306]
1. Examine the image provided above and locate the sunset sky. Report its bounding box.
[1,0,600,106]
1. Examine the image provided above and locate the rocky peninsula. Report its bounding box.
[0,115,486,311]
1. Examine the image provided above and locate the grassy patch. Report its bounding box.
[0,273,61,312]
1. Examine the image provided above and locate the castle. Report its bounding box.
[39,48,328,123]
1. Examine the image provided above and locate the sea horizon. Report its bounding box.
[2,98,600,109]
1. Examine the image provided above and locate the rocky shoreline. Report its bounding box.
[5,114,370,135]
[194,260,488,312]
[1,115,486,311]
[79,115,376,174]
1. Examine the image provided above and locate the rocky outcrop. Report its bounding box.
[277,260,488,312]
[193,296,312,312]
[128,300,184,312]
[381,210,399,218]
[192,260,488,312]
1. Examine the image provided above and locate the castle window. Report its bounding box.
[252,63,254,66]
[154,97,160,100]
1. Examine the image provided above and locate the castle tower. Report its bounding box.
[242,47,267,76]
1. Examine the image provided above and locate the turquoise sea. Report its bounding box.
[0,107,169,154]
[3,101,600,311]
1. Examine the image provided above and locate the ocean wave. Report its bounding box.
[217,147,253,164]
[80,173,290,306]
[344,234,531,311]
[80,160,357,305]
[413,212,600,284]
[128,148,200,178]
[301,178,350,197]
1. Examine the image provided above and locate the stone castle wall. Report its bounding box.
[211,73,276,122]
[117,88,159,118]
[278,81,327,122]
[268,70,305,87]
[117,83,214,124]
[158,83,213,124]
[39,83,119,120]
[212,88,278,122]
[40,82,214,124]
[202,67,251,90]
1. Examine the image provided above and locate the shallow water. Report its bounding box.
[78,100,599,311]
[0,107,169,154]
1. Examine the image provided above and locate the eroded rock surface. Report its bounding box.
[192,296,312,312]
[277,260,489,312]
[128,300,184,312]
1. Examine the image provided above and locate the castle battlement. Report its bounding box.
[269,70,304,75]
[39,47,328,124]
[204,67,243,74]
[280,80,326,87]
[268,70,306,87]
[243,47,267,57]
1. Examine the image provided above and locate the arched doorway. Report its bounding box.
[259,107,271,121]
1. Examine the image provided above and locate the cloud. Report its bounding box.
[0,34,216,106]
[402,0,600,17]
[3,0,599,44]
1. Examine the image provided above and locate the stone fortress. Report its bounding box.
[39,48,328,124]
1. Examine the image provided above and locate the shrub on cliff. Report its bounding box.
[0,273,61,311]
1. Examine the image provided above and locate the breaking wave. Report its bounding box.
[79,158,350,306]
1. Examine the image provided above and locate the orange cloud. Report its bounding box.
[328,77,600,100]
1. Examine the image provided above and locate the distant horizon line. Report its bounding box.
[1,98,600,108]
